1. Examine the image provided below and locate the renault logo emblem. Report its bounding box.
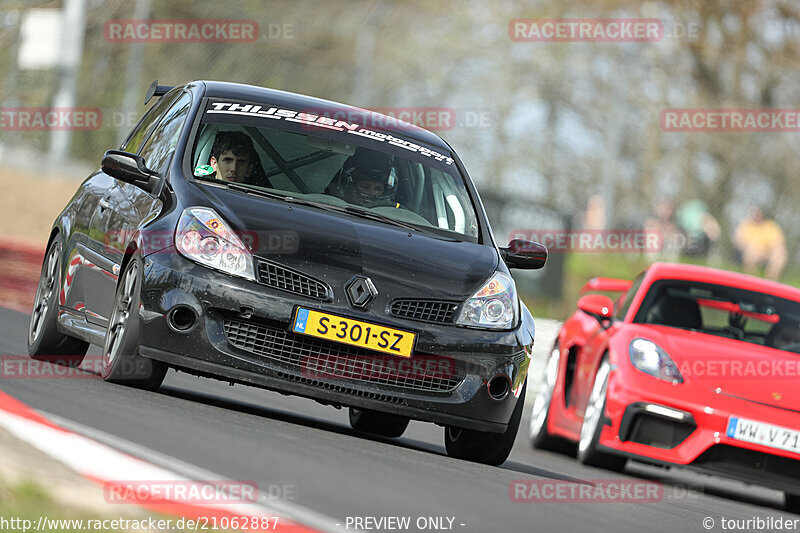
[345,276,377,309]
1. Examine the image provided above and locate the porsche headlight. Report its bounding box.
[628,338,683,383]
[175,207,255,280]
[457,272,518,329]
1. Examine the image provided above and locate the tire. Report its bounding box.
[786,492,800,514]
[529,342,574,454]
[27,235,89,366]
[445,382,526,466]
[348,408,410,438]
[101,255,167,390]
[577,356,627,471]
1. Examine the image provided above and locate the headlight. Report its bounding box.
[175,207,255,280]
[628,338,683,383]
[457,272,518,329]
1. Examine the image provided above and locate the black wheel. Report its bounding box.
[445,382,526,466]
[786,492,800,514]
[577,356,627,471]
[27,235,89,365]
[529,342,574,453]
[101,255,167,390]
[348,408,410,438]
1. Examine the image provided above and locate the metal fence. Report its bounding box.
[2,0,799,281]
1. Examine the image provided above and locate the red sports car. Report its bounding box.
[529,262,800,511]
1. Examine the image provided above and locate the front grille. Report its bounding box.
[256,259,329,300]
[390,299,459,324]
[693,444,800,479]
[223,318,463,393]
[273,371,407,404]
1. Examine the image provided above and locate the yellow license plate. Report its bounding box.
[292,307,415,358]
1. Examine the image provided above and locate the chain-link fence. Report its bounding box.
[2,0,800,284]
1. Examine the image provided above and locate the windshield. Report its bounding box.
[190,100,480,241]
[633,280,800,354]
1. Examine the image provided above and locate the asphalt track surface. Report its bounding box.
[1,306,798,533]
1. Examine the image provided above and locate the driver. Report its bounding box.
[196,131,259,183]
[766,319,800,350]
[330,148,398,207]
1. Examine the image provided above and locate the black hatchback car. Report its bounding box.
[28,80,546,465]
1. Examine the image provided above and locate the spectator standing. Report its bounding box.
[733,206,787,280]
[644,199,684,261]
[675,199,720,258]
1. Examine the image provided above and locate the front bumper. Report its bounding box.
[600,364,800,493]
[138,249,533,433]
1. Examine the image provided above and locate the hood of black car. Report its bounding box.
[190,183,499,299]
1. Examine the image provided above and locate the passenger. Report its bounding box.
[328,148,398,208]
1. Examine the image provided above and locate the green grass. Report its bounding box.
[0,479,80,533]
[0,477,226,533]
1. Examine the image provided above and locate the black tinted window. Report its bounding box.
[632,279,800,352]
[615,273,645,321]
[139,93,192,172]
[120,90,181,154]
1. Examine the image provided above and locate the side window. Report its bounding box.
[139,93,192,173]
[120,91,181,153]
[614,272,645,321]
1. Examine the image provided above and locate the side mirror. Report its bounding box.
[500,239,548,270]
[102,150,164,195]
[577,294,614,326]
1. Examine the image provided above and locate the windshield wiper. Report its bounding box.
[224,183,295,202]
[344,206,419,232]
[213,182,420,231]
[223,183,345,212]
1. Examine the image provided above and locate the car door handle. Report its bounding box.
[98,197,111,210]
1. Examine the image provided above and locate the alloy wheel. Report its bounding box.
[579,359,610,454]
[103,261,138,369]
[29,242,61,345]
[529,345,560,439]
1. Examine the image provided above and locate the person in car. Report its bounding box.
[766,319,800,351]
[328,148,399,208]
[195,131,259,183]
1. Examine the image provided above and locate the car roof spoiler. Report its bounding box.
[144,80,175,105]
[579,277,633,294]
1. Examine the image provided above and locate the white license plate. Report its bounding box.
[726,416,800,455]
